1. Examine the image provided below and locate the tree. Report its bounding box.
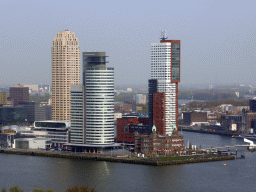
[1,188,7,192]
[9,186,24,192]
[66,186,96,192]
[33,188,54,192]
[216,114,222,123]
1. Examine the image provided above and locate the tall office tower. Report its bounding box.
[151,32,180,135]
[83,52,114,144]
[70,84,84,144]
[51,30,80,121]
[9,85,29,106]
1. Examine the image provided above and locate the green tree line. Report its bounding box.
[1,185,95,192]
[29,94,51,103]
[186,99,249,109]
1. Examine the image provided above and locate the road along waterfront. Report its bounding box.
[1,131,256,192]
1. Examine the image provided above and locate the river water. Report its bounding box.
[0,131,256,192]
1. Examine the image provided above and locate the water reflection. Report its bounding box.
[0,132,256,192]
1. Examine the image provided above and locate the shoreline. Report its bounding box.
[0,149,237,166]
[180,128,234,136]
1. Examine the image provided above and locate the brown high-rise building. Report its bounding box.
[9,85,29,106]
[51,30,80,121]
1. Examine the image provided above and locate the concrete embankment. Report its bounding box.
[0,149,236,166]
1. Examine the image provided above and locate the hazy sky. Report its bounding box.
[0,0,256,87]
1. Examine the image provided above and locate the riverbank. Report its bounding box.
[0,148,237,166]
[181,127,234,136]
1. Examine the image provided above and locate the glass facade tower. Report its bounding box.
[83,52,115,145]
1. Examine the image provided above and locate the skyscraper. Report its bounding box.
[83,52,114,145]
[150,32,180,135]
[51,30,80,121]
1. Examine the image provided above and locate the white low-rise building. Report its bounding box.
[33,121,70,147]
[14,138,51,149]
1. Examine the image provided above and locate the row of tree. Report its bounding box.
[186,99,249,109]
[29,94,51,103]
[1,185,95,192]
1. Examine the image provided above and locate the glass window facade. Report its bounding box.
[70,85,84,144]
[83,52,115,145]
[171,43,180,81]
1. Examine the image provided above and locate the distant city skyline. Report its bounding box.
[0,0,256,87]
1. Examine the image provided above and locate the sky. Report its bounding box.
[0,0,256,88]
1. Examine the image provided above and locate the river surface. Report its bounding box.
[0,131,256,192]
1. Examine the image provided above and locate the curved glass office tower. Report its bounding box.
[83,52,114,145]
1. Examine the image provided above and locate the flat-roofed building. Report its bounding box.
[182,111,208,126]
[0,92,7,105]
[14,138,51,149]
[117,116,150,143]
[33,121,70,147]
[217,104,234,113]
[9,85,29,106]
[0,106,27,125]
[221,115,243,133]
[136,94,146,105]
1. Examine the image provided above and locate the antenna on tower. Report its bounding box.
[160,30,168,40]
